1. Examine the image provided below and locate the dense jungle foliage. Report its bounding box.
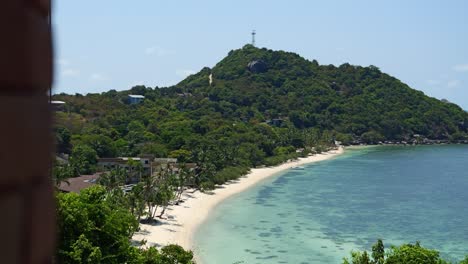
[56,185,196,263]
[53,45,468,264]
[53,45,468,184]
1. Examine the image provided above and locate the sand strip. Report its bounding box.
[133,147,344,256]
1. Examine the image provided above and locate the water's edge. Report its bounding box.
[194,145,468,263]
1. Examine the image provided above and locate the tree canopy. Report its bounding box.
[56,185,195,263]
[53,45,468,187]
[343,239,468,264]
[52,45,468,264]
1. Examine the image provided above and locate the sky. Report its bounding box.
[53,0,468,109]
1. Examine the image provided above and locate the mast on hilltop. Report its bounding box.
[251,30,256,46]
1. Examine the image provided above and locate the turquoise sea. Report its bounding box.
[194,145,468,264]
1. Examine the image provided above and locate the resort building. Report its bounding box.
[98,155,153,182]
[98,155,197,183]
[58,174,101,193]
[51,100,66,111]
[128,94,145,104]
[151,158,197,175]
[98,155,152,171]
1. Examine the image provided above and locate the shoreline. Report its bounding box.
[132,147,345,259]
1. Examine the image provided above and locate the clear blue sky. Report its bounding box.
[53,0,468,109]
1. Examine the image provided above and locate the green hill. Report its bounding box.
[53,45,468,185]
[53,45,468,263]
[175,45,468,141]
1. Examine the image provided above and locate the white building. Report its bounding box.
[128,94,145,104]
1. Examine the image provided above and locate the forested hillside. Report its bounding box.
[53,45,468,184]
[52,45,468,263]
[177,45,467,140]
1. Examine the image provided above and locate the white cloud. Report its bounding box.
[447,80,460,88]
[453,64,468,72]
[90,73,109,81]
[61,69,80,77]
[176,69,196,78]
[145,46,174,56]
[426,79,440,85]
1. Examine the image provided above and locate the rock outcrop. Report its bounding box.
[247,60,268,73]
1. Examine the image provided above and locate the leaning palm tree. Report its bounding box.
[171,165,193,204]
[140,166,178,220]
[157,183,176,219]
[126,183,146,221]
[139,171,160,221]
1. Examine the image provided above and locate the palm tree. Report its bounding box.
[157,183,175,219]
[98,168,126,191]
[52,161,76,189]
[126,183,146,221]
[139,171,160,221]
[53,166,68,188]
[127,158,144,183]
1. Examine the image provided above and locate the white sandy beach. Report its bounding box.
[133,147,344,257]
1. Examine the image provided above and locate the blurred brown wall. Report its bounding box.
[0,0,55,263]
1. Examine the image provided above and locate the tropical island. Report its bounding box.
[52,45,468,263]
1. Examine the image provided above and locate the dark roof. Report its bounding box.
[58,174,101,193]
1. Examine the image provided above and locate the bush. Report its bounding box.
[273,146,295,155]
[335,133,354,145]
[56,186,139,263]
[264,153,299,167]
[200,181,215,192]
[361,131,385,144]
[56,186,196,263]
[213,166,251,184]
[343,240,454,264]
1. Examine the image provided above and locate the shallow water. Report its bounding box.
[194,145,468,263]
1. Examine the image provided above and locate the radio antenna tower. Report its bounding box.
[251,30,256,46]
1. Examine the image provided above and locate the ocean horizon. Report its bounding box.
[194,145,468,264]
